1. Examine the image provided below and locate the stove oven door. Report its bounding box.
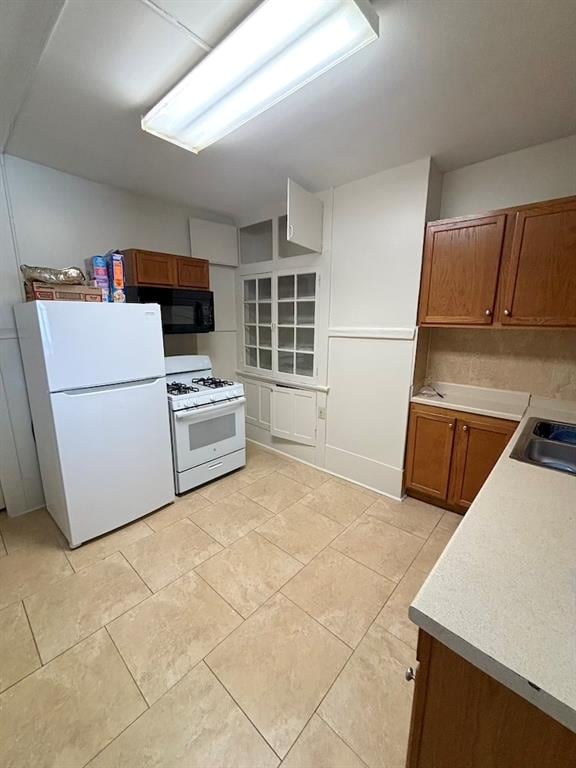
[171,397,246,471]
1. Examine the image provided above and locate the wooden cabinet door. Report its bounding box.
[177,258,210,289]
[405,405,455,501]
[134,251,176,286]
[448,415,516,511]
[501,198,576,326]
[406,631,576,768]
[419,215,506,325]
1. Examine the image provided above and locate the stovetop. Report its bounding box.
[191,377,234,389]
[166,375,244,411]
[166,382,200,396]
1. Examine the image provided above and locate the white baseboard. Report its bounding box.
[246,423,317,465]
[324,444,404,499]
[246,437,404,501]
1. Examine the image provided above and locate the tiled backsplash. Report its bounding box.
[416,328,576,401]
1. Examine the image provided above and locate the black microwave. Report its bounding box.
[125,287,215,334]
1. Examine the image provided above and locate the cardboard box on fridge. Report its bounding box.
[25,282,103,302]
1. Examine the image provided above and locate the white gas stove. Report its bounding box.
[165,355,246,494]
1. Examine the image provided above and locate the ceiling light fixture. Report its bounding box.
[142,0,379,153]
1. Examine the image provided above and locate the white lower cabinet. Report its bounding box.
[271,386,316,446]
[242,377,317,447]
[244,379,273,430]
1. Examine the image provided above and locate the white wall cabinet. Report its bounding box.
[287,179,323,254]
[238,179,324,266]
[189,217,238,266]
[271,386,317,446]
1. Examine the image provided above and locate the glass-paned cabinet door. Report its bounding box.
[277,271,317,378]
[243,275,272,371]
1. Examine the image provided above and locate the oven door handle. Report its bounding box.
[174,397,246,420]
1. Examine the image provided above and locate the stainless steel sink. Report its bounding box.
[510,417,576,475]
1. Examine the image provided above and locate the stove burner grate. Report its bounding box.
[191,377,234,389]
[167,381,200,395]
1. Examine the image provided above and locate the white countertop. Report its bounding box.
[410,398,576,733]
[411,381,529,421]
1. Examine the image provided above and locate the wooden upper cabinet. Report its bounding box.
[448,415,516,512]
[419,195,576,328]
[500,198,576,326]
[419,215,506,325]
[405,405,455,500]
[177,258,209,289]
[132,250,176,286]
[121,249,210,289]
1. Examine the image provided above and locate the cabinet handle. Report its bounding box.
[485,308,492,316]
[405,666,416,682]
[463,425,469,432]
[504,309,511,316]
[288,223,294,240]
[449,422,454,429]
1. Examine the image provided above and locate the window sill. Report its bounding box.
[236,369,329,394]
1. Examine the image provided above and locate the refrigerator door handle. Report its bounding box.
[57,377,163,396]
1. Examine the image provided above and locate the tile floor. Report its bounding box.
[0,443,461,768]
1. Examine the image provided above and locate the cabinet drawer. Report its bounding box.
[177,258,210,289]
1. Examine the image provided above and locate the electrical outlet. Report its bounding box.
[318,406,327,420]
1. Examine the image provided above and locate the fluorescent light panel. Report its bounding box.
[142,0,379,153]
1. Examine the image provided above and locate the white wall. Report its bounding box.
[197,264,237,380]
[325,158,433,497]
[0,154,232,516]
[329,158,432,331]
[0,158,45,515]
[440,134,576,218]
[237,159,433,498]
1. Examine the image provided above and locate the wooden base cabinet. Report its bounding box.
[406,631,576,768]
[405,406,456,501]
[405,404,516,513]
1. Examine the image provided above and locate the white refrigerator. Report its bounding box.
[15,301,174,547]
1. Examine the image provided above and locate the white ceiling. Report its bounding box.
[2,0,576,222]
[0,0,65,148]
